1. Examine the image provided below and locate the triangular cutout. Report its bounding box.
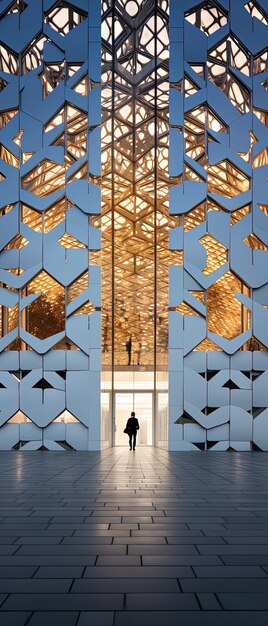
[0,78,8,93]
[8,412,31,423]
[11,371,21,381]
[53,412,79,423]
[244,232,268,250]
[189,64,205,79]
[74,302,97,315]
[194,337,222,351]
[252,442,262,451]
[73,76,88,96]
[58,441,75,450]
[56,371,66,380]
[175,301,199,316]
[207,371,218,381]
[231,205,250,226]
[252,372,262,380]
[0,382,6,389]
[194,442,205,450]
[6,1,28,14]
[201,406,217,415]
[58,233,86,249]
[175,412,195,424]
[33,378,54,390]
[207,441,218,449]
[252,407,266,417]
[21,371,31,378]
[184,75,200,97]
[258,204,268,216]
[241,370,251,379]
[222,379,240,390]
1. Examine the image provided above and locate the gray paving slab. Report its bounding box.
[77,614,114,626]
[0,614,32,626]
[114,611,268,626]
[34,567,84,578]
[28,612,78,626]
[72,578,180,593]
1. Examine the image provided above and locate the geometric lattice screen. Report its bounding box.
[1,0,268,452]
[169,0,268,451]
[0,0,101,450]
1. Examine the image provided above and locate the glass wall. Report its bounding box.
[95,0,177,446]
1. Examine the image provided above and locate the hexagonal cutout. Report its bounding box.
[208,160,250,198]
[185,2,227,36]
[244,2,268,25]
[45,2,87,37]
[26,271,65,339]
[22,160,65,198]
[199,233,227,275]
[207,270,251,340]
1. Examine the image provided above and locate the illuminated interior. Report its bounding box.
[89,0,174,444]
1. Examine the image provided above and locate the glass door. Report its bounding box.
[114,392,153,446]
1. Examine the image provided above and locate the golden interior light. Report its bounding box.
[99,3,173,368]
[175,302,199,316]
[199,233,228,275]
[207,270,250,340]
[244,233,268,250]
[22,160,66,198]
[26,271,65,339]
[208,160,250,197]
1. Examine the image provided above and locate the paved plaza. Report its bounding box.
[1,448,268,625]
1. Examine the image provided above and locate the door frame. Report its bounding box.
[113,389,155,446]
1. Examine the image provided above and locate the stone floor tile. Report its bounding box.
[126,592,199,610]
[0,567,37,578]
[180,578,268,592]
[72,578,179,593]
[114,611,268,626]
[96,556,141,566]
[193,566,266,577]
[77,613,114,626]
[83,566,194,578]
[218,593,268,610]
[0,579,71,593]
[0,613,32,626]
[2,593,124,611]
[142,555,222,565]
[28,612,78,626]
[197,592,221,610]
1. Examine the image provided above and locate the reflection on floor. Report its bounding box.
[1,448,268,625]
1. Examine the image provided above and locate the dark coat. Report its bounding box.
[126,417,140,434]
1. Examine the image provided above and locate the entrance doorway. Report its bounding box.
[114,392,153,446]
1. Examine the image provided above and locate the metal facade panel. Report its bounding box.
[169,0,268,451]
[0,0,101,450]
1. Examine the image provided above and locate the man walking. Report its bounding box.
[125,411,139,450]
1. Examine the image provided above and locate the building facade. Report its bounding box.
[0,0,267,450]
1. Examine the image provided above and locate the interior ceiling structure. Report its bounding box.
[92,0,180,368]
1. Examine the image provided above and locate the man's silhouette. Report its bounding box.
[126,411,139,450]
[126,336,132,365]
